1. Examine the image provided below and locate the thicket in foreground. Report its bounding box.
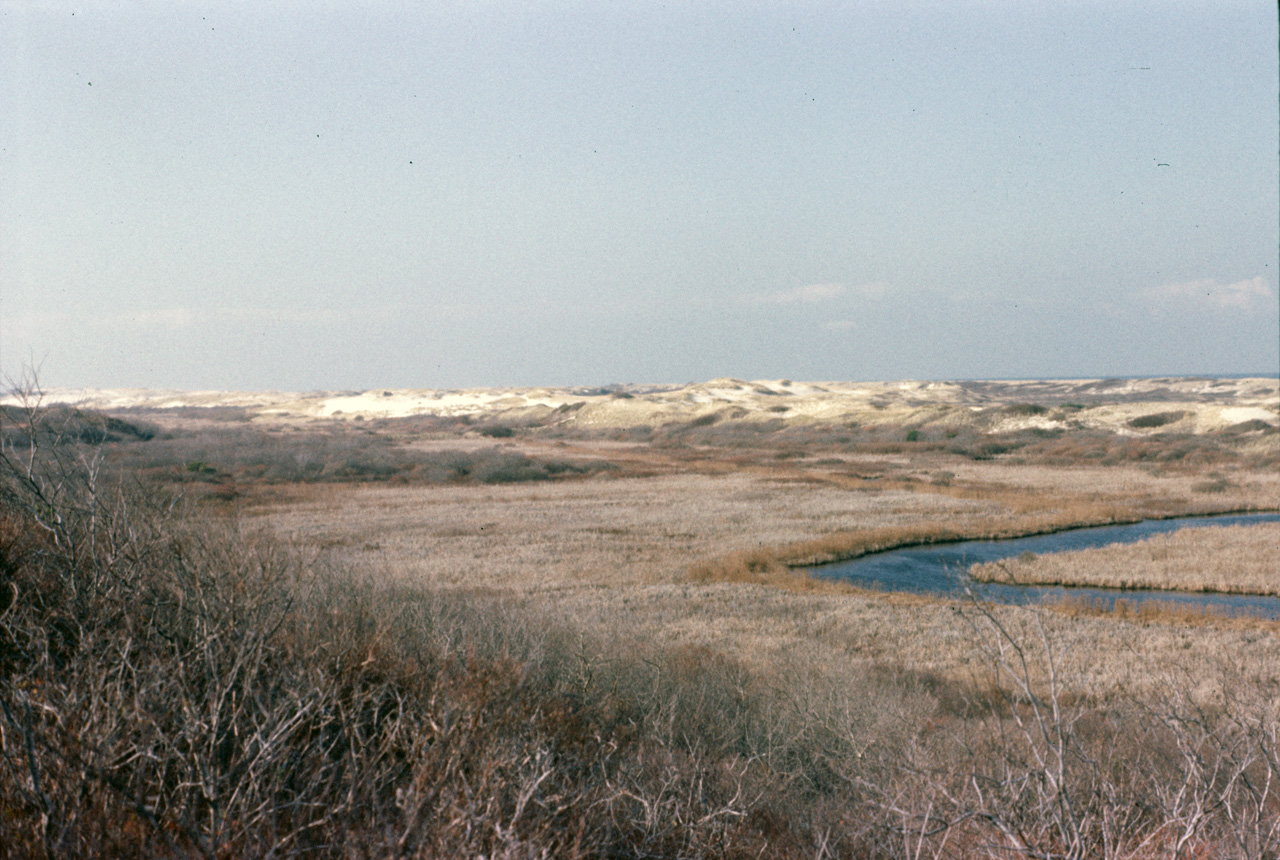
[1,397,1278,858]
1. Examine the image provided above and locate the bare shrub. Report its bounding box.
[855,598,1280,860]
[3,381,1277,858]
[0,396,837,857]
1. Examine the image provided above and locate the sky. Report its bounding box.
[2,0,1277,391]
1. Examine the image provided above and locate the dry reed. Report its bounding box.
[971,523,1280,596]
[5,384,1280,858]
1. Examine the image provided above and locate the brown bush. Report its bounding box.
[2,392,1277,858]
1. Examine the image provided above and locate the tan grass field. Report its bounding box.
[252,456,1280,702]
[113,374,1269,705]
[235,376,1278,710]
[38,373,1275,699]
[971,521,1280,595]
[6,375,1280,857]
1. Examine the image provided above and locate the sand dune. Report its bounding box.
[9,376,1277,435]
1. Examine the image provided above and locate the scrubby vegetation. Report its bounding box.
[1128,411,1186,429]
[2,390,1278,857]
[0,403,157,447]
[553,415,1272,471]
[94,425,616,493]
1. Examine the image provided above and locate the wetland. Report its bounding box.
[3,375,1279,858]
[811,512,1280,617]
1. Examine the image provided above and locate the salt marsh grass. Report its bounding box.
[5,452,1280,857]
[4,384,1280,858]
[252,471,1280,704]
[971,522,1280,595]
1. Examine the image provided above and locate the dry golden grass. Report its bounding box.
[971,522,1280,595]
[135,397,1280,730]
[1046,592,1280,634]
[255,472,1001,592]
[8,383,1280,858]
[252,459,1280,704]
[694,502,1147,580]
[685,462,1279,579]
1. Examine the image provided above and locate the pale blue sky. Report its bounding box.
[3,1,1277,390]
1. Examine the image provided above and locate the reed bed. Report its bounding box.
[4,525,1278,857]
[971,522,1280,595]
[5,392,1280,857]
[249,456,1280,697]
[5,427,1280,858]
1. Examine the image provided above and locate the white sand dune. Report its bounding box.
[7,377,1277,436]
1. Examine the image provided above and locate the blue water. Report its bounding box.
[807,513,1280,618]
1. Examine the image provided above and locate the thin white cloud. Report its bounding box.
[758,283,847,304]
[751,282,890,306]
[1142,277,1277,312]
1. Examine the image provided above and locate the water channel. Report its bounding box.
[807,513,1280,618]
